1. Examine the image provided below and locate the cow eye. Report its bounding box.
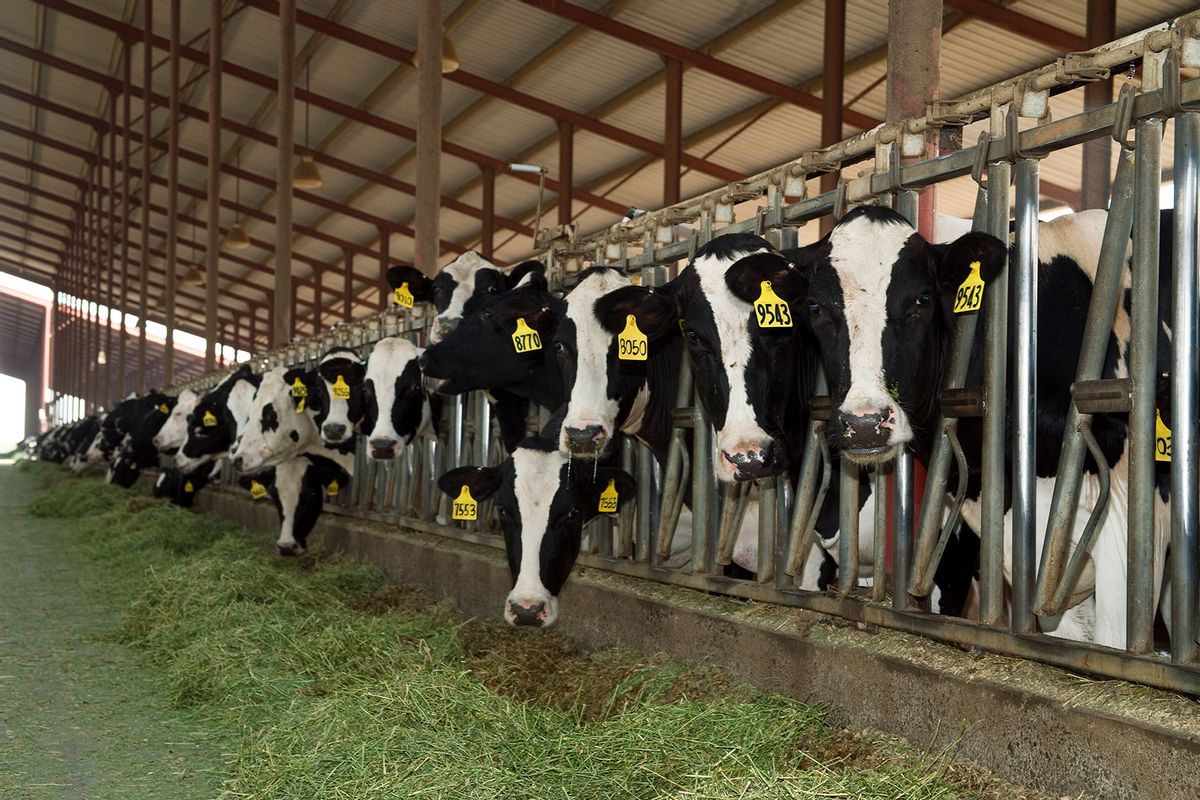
[483,310,494,321]
[565,505,581,521]
[553,340,565,353]
[916,291,931,306]
[808,303,822,317]
[487,285,499,294]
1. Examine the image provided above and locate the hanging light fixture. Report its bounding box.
[224,148,252,249]
[183,215,205,286]
[293,61,324,189]
[411,33,460,73]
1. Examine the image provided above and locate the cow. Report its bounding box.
[788,205,1171,646]
[153,388,200,452]
[101,391,176,487]
[439,435,635,627]
[286,347,367,446]
[360,336,440,459]
[175,365,261,473]
[236,454,350,555]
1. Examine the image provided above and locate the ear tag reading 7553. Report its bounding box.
[598,479,619,513]
[618,315,648,361]
[754,281,793,328]
[326,479,340,497]
[202,410,218,427]
[394,282,415,309]
[332,375,351,400]
[452,485,478,520]
[1156,409,1172,462]
[954,260,985,314]
[249,480,268,500]
[511,318,542,353]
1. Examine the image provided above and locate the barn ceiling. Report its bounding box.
[0,0,1194,353]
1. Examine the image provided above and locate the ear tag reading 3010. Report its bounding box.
[290,377,308,398]
[249,480,268,500]
[618,315,648,361]
[332,375,351,400]
[954,260,985,314]
[1156,409,1172,462]
[598,479,619,513]
[326,479,340,497]
[394,282,415,309]
[452,485,478,520]
[202,410,218,427]
[511,318,542,353]
[754,281,793,328]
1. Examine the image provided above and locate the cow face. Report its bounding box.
[557,268,678,458]
[423,252,505,343]
[175,367,261,471]
[791,206,1006,463]
[154,389,198,451]
[360,336,434,459]
[680,233,806,482]
[290,348,366,445]
[439,440,634,627]
[127,391,175,447]
[230,368,319,473]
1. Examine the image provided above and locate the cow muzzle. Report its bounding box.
[562,423,609,457]
[837,406,901,463]
[504,595,557,627]
[718,440,781,482]
[277,542,306,557]
[369,437,398,459]
[322,422,347,441]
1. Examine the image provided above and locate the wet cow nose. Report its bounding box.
[369,437,397,458]
[837,408,897,451]
[508,600,546,627]
[323,422,347,440]
[564,424,606,454]
[720,440,780,481]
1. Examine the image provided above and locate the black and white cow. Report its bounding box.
[360,336,440,459]
[439,435,635,627]
[153,388,200,453]
[287,348,367,446]
[789,205,1171,646]
[104,390,176,487]
[236,454,350,555]
[175,365,261,473]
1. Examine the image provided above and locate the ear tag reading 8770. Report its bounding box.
[202,410,218,427]
[954,260,985,314]
[618,315,648,361]
[332,375,351,400]
[394,282,415,309]
[1156,409,1172,462]
[754,281,793,328]
[452,485,478,521]
[511,318,542,353]
[598,479,619,513]
[249,480,268,500]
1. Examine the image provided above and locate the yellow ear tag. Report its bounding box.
[394,282,415,309]
[296,397,306,413]
[617,315,649,361]
[129,462,137,470]
[249,480,268,500]
[332,375,351,400]
[326,479,339,497]
[511,317,542,353]
[954,260,985,314]
[598,479,619,513]
[753,281,793,328]
[183,480,194,493]
[202,410,218,427]
[1155,409,1172,462]
[158,403,170,414]
[452,485,478,521]
[290,377,308,398]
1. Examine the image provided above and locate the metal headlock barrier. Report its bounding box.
[171,15,1200,695]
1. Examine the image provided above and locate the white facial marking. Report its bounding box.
[560,270,631,454]
[506,447,566,626]
[364,337,426,455]
[317,350,362,442]
[431,252,500,343]
[155,389,198,451]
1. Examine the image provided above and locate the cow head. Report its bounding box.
[127,390,175,448]
[790,206,1006,463]
[229,367,319,473]
[360,336,436,459]
[439,438,635,627]
[410,253,544,343]
[288,348,366,445]
[556,268,679,458]
[154,389,199,452]
[175,367,261,472]
[679,233,807,482]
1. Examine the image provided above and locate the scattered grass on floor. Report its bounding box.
[18,461,1050,799]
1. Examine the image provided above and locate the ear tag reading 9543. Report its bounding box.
[291,377,307,398]
[249,480,268,500]
[158,403,170,414]
[754,281,793,328]
[326,479,340,497]
[394,282,415,309]
[1156,409,1172,462]
[598,479,619,513]
[332,375,351,400]
[618,315,648,361]
[511,318,542,353]
[202,410,218,427]
[954,260,985,314]
[452,485,478,521]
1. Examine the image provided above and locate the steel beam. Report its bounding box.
[165,0,181,383]
[138,0,152,393]
[274,0,294,348]
[663,57,682,206]
[413,0,441,276]
[557,120,573,225]
[943,0,1085,52]
[480,166,495,260]
[1081,0,1116,210]
[819,0,846,235]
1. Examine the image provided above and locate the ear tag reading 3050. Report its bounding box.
[202,410,218,427]
[618,315,648,361]
[452,485,478,521]
[290,377,308,398]
[754,281,793,328]
[249,480,268,500]
[332,375,351,400]
[326,479,340,497]
[511,318,542,353]
[954,260,985,314]
[1156,409,1172,462]
[598,479,619,513]
[394,282,415,309]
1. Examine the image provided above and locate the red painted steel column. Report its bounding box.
[313,268,323,334]
[342,249,353,322]
[819,0,845,236]
[104,89,117,406]
[480,166,494,260]
[1081,0,1115,210]
[207,0,224,365]
[274,0,295,346]
[164,0,181,383]
[137,0,152,393]
[118,43,131,399]
[558,120,573,225]
[413,0,442,276]
[379,228,390,310]
[663,57,682,207]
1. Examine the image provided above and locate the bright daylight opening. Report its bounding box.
[0,374,27,452]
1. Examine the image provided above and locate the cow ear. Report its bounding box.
[507,260,547,291]
[519,300,560,338]
[584,467,637,519]
[437,465,501,502]
[386,265,434,302]
[933,230,1007,287]
[724,251,806,305]
[594,286,680,341]
[283,367,313,409]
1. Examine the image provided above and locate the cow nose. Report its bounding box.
[369,437,397,458]
[837,408,897,452]
[323,422,347,440]
[233,456,244,471]
[152,436,163,449]
[563,424,606,454]
[508,600,547,627]
[720,440,780,481]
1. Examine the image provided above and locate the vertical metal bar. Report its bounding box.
[872,467,887,601]
[1127,111,1163,654]
[164,0,180,384]
[378,227,390,310]
[138,0,152,393]
[1011,156,1040,634]
[663,57,682,207]
[480,166,495,261]
[313,269,323,334]
[819,0,845,236]
[104,89,116,405]
[118,43,131,400]
[414,0,442,276]
[558,120,573,225]
[692,396,713,574]
[274,0,294,347]
[343,249,353,322]
[837,460,859,594]
[1171,111,1200,663]
[891,188,919,608]
[450,394,465,469]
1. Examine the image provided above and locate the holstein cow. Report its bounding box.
[105,391,176,487]
[439,434,635,627]
[175,365,261,473]
[153,388,200,453]
[789,205,1170,646]
[286,347,367,446]
[361,336,440,459]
